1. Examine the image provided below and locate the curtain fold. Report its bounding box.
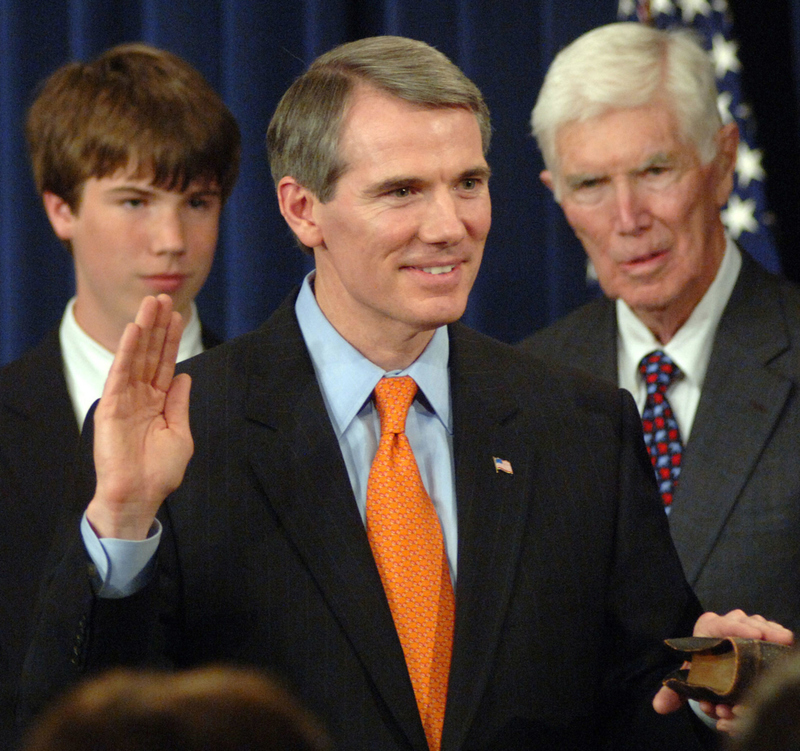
[1,0,797,364]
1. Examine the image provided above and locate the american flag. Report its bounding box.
[618,0,781,273]
[493,456,514,475]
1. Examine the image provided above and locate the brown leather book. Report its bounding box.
[662,636,792,703]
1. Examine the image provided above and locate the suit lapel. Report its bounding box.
[0,329,80,500]
[669,256,793,583]
[1,329,77,432]
[442,324,531,751]
[200,324,223,350]
[242,300,428,750]
[564,297,618,383]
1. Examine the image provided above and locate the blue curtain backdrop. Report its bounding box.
[1,0,798,365]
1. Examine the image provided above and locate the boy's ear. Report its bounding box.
[276,177,324,250]
[42,192,77,240]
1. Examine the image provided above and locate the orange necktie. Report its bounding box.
[366,376,455,751]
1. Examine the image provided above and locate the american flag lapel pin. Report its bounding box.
[493,456,513,474]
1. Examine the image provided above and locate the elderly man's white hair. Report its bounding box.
[532,22,722,193]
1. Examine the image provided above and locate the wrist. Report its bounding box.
[86,497,156,541]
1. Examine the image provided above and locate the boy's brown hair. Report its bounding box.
[26,42,241,211]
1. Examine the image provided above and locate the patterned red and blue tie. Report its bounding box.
[639,351,683,510]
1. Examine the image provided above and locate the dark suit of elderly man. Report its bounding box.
[20,34,790,751]
[520,22,800,634]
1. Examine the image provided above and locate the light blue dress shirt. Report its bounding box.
[83,272,458,595]
[296,273,457,581]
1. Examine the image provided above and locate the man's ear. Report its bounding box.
[713,122,740,208]
[276,177,324,250]
[540,169,563,205]
[42,191,76,240]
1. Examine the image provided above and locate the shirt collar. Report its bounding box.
[61,297,204,358]
[617,237,741,389]
[294,272,452,438]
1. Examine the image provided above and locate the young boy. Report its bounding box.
[0,43,240,747]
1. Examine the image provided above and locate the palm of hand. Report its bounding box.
[87,295,193,540]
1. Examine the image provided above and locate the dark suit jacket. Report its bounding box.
[0,323,219,750]
[0,329,79,750]
[19,295,711,750]
[520,253,800,632]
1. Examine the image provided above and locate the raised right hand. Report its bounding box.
[86,295,193,540]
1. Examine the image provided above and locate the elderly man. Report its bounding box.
[20,36,789,751]
[520,22,800,634]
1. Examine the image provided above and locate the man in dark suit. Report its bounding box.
[0,43,239,749]
[19,36,791,750]
[519,22,800,634]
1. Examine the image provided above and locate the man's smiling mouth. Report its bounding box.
[421,265,456,275]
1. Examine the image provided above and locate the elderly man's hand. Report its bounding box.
[652,609,794,732]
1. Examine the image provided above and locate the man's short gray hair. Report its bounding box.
[267,35,491,206]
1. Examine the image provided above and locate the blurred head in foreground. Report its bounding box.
[23,665,331,751]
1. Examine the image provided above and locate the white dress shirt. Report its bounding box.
[616,238,741,441]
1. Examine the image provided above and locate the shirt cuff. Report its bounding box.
[80,512,161,598]
[689,698,719,731]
